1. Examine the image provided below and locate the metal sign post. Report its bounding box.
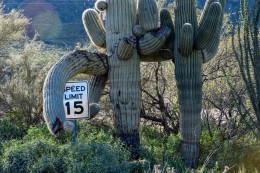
[63,81,89,145]
[72,120,78,145]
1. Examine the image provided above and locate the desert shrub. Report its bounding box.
[198,128,222,167]
[0,119,25,141]
[23,124,72,145]
[215,133,260,173]
[140,62,179,135]
[196,131,259,173]
[1,140,58,173]
[30,154,67,173]
[64,142,130,173]
[77,121,115,144]
[140,125,183,172]
[1,123,132,173]
[0,5,28,48]
[0,40,66,129]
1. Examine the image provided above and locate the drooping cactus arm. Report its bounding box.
[137,0,171,56]
[194,2,222,50]
[180,23,194,57]
[89,74,108,117]
[43,50,108,136]
[137,27,171,55]
[89,74,108,103]
[138,9,175,62]
[198,0,226,63]
[82,9,106,48]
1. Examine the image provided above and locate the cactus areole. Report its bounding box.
[43,0,171,157]
[171,0,225,167]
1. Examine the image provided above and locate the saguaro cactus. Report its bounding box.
[161,0,225,168]
[43,0,171,156]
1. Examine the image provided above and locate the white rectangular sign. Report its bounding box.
[63,81,89,119]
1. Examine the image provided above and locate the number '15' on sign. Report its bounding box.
[63,81,89,119]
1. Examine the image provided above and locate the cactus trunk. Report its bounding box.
[175,56,202,167]
[174,0,202,167]
[106,0,141,156]
[170,0,225,167]
[44,0,171,160]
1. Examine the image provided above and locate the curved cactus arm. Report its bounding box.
[180,23,194,57]
[198,0,226,63]
[137,26,171,55]
[194,2,222,50]
[138,0,159,31]
[82,9,106,48]
[43,50,108,136]
[138,8,175,61]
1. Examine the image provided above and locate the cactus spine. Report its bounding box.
[168,0,225,167]
[43,0,170,157]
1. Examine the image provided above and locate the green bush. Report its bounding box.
[1,124,132,173]
[2,122,258,173]
[1,140,131,173]
[0,119,25,141]
[140,126,184,172]
[199,128,222,168]
[30,154,67,173]
[23,124,72,145]
[64,143,130,173]
[78,121,115,145]
[1,140,58,173]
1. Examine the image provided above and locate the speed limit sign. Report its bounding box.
[63,81,89,119]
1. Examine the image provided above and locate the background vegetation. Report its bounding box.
[0,0,259,173]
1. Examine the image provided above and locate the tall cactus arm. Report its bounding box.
[194,2,222,50]
[198,0,226,63]
[138,0,159,31]
[137,26,171,55]
[180,23,194,57]
[43,50,108,136]
[82,9,106,48]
